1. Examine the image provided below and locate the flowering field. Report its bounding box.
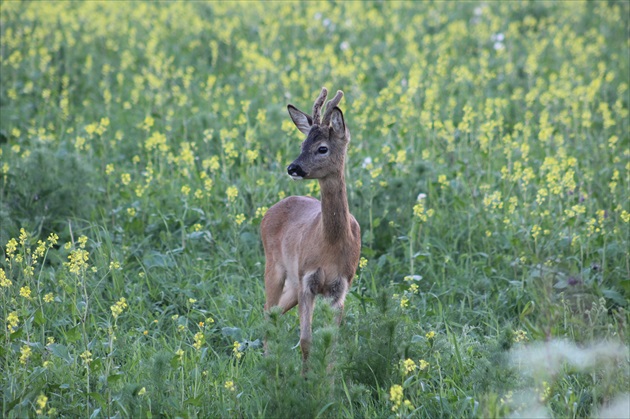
[1,2,629,417]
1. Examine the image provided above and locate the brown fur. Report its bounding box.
[261,87,361,369]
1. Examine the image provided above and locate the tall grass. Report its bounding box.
[1,2,628,417]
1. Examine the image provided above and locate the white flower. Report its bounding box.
[362,157,373,168]
[417,193,427,201]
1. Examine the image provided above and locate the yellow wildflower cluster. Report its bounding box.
[193,332,205,350]
[0,268,12,288]
[35,393,48,415]
[6,311,19,332]
[224,380,236,392]
[80,350,93,365]
[19,345,32,365]
[110,297,128,319]
[389,384,414,412]
[232,341,242,360]
[413,199,434,223]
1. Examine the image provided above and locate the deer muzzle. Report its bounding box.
[287,163,307,180]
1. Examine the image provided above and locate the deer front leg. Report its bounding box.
[298,270,321,371]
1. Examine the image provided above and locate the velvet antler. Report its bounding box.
[321,90,344,126]
[311,87,328,125]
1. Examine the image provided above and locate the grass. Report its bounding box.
[1,1,629,417]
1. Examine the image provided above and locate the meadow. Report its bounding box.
[1,1,629,417]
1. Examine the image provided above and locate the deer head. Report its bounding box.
[286,87,348,180]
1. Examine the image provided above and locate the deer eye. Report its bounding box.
[317,146,328,154]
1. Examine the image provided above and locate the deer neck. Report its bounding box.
[318,172,351,244]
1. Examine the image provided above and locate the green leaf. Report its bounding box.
[602,289,627,307]
[107,373,123,385]
[65,325,81,343]
[221,327,243,341]
[411,334,425,343]
[33,308,45,326]
[88,392,107,409]
[49,343,73,364]
[185,396,203,407]
[143,251,175,268]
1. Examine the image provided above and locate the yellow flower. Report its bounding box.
[255,206,268,218]
[20,345,32,364]
[0,269,12,288]
[47,337,55,345]
[138,387,147,396]
[532,224,541,240]
[110,297,128,319]
[359,257,368,269]
[193,332,205,350]
[20,286,32,299]
[224,380,236,392]
[34,240,46,259]
[513,329,528,342]
[233,341,242,360]
[121,173,131,185]
[537,381,551,402]
[234,213,246,226]
[181,185,191,196]
[400,296,409,308]
[19,228,28,245]
[438,174,448,188]
[246,149,259,163]
[6,238,18,258]
[425,331,436,339]
[80,350,93,365]
[403,358,416,374]
[389,384,403,411]
[7,311,19,332]
[418,359,429,370]
[44,293,54,303]
[36,393,48,415]
[65,249,90,274]
[142,115,154,131]
[226,186,238,202]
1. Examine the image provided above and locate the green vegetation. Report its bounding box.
[1,2,628,417]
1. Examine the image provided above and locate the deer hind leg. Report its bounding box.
[329,278,349,326]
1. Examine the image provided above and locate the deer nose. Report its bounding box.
[287,163,307,179]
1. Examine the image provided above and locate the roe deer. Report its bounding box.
[261,87,361,369]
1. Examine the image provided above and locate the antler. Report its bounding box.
[311,87,328,125]
[322,90,344,126]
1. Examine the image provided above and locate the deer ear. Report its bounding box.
[287,105,313,135]
[330,107,345,137]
